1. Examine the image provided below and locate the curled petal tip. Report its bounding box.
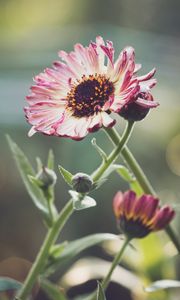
[28,126,37,137]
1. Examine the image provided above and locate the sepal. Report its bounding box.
[58,165,73,186]
[68,190,96,211]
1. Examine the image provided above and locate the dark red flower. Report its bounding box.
[113,190,175,239]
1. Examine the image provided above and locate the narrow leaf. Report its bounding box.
[6,135,49,216]
[130,180,143,196]
[47,149,55,170]
[97,282,106,300]
[115,164,135,182]
[49,242,68,259]
[102,164,123,179]
[58,165,73,186]
[91,138,107,162]
[0,277,22,292]
[41,279,67,300]
[45,233,118,276]
[145,280,180,292]
[109,164,143,196]
[36,157,43,172]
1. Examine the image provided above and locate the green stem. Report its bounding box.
[89,237,130,300]
[16,199,74,300]
[105,127,155,195]
[102,237,131,290]
[92,121,134,182]
[104,127,180,253]
[16,123,134,300]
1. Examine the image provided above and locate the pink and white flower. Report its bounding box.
[25,36,158,140]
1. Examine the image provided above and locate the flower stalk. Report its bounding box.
[104,126,180,253]
[88,237,131,300]
[16,122,134,300]
[92,121,134,181]
[16,199,74,300]
[102,237,131,290]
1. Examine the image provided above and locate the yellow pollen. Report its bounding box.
[66,74,114,118]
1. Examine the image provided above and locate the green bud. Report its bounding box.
[72,173,93,193]
[36,166,57,189]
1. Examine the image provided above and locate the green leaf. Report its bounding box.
[101,164,126,179]
[130,180,143,196]
[110,164,143,196]
[0,277,22,292]
[6,135,49,217]
[58,165,73,186]
[36,157,43,172]
[115,164,134,182]
[45,233,118,276]
[41,279,67,300]
[49,242,68,259]
[68,190,96,210]
[91,138,107,162]
[97,282,106,300]
[47,149,55,170]
[145,280,180,292]
[28,175,43,188]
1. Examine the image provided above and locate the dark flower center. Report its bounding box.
[67,74,114,117]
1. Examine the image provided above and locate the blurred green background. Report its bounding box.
[0,0,180,299]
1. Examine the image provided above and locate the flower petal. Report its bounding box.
[111,46,135,82]
[25,103,66,135]
[55,114,92,140]
[152,206,175,230]
[137,68,156,82]
[113,191,124,218]
[135,97,159,108]
[123,190,137,219]
[58,50,85,78]
[111,82,139,112]
[95,36,106,72]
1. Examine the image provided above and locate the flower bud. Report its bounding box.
[119,92,154,121]
[113,190,175,239]
[72,173,93,193]
[36,167,57,189]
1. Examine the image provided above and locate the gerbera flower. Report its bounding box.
[25,36,158,140]
[113,190,175,239]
